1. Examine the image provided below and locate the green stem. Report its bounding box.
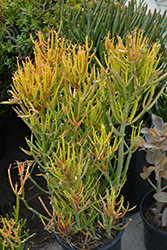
[21,177,50,222]
[21,197,50,222]
[15,193,20,223]
[103,171,114,185]
[114,123,126,188]
[75,212,81,229]
[42,133,47,168]
[29,176,50,194]
[106,220,112,239]
[121,150,132,185]
[112,99,130,188]
[130,84,166,125]
[105,112,122,136]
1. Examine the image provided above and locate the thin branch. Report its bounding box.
[4,35,17,43]
[4,29,17,43]
[161,185,167,191]
[147,177,157,190]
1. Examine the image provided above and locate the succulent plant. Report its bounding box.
[5,30,133,243]
[140,115,167,227]
[3,27,167,247]
[60,0,167,69]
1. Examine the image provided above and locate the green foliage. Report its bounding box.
[4,29,167,241]
[0,0,11,114]
[0,0,94,73]
[60,0,167,68]
[59,0,167,132]
[5,29,167,185]
[5,30,137,241]
[0,0,59,73]
[98,28,167,187]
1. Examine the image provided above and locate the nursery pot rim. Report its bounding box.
[54,215,125,250]
[140,189,167,235]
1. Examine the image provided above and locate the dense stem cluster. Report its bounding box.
[4,28,167,243]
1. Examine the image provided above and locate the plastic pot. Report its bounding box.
[54,216,125,250]
[140,190,167,250]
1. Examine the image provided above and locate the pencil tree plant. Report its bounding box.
[3,27,167,248]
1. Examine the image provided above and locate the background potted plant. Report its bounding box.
[60,0,167,70]
[3,26,167,249]
[140,115,167,250]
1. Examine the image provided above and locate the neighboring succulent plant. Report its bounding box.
[60,0,167,69]
[140,115,167,228]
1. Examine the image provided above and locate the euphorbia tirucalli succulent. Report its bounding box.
[3,27,167,247]
[140,115,167,228]
[4,29,132,248]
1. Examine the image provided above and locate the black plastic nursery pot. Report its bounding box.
[140,190,167,250]
[54,216,125,250]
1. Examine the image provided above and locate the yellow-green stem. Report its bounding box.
[22,197,50,222]
[15,193,20,223]
[114,123,126,188]
[114,101,130,188]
